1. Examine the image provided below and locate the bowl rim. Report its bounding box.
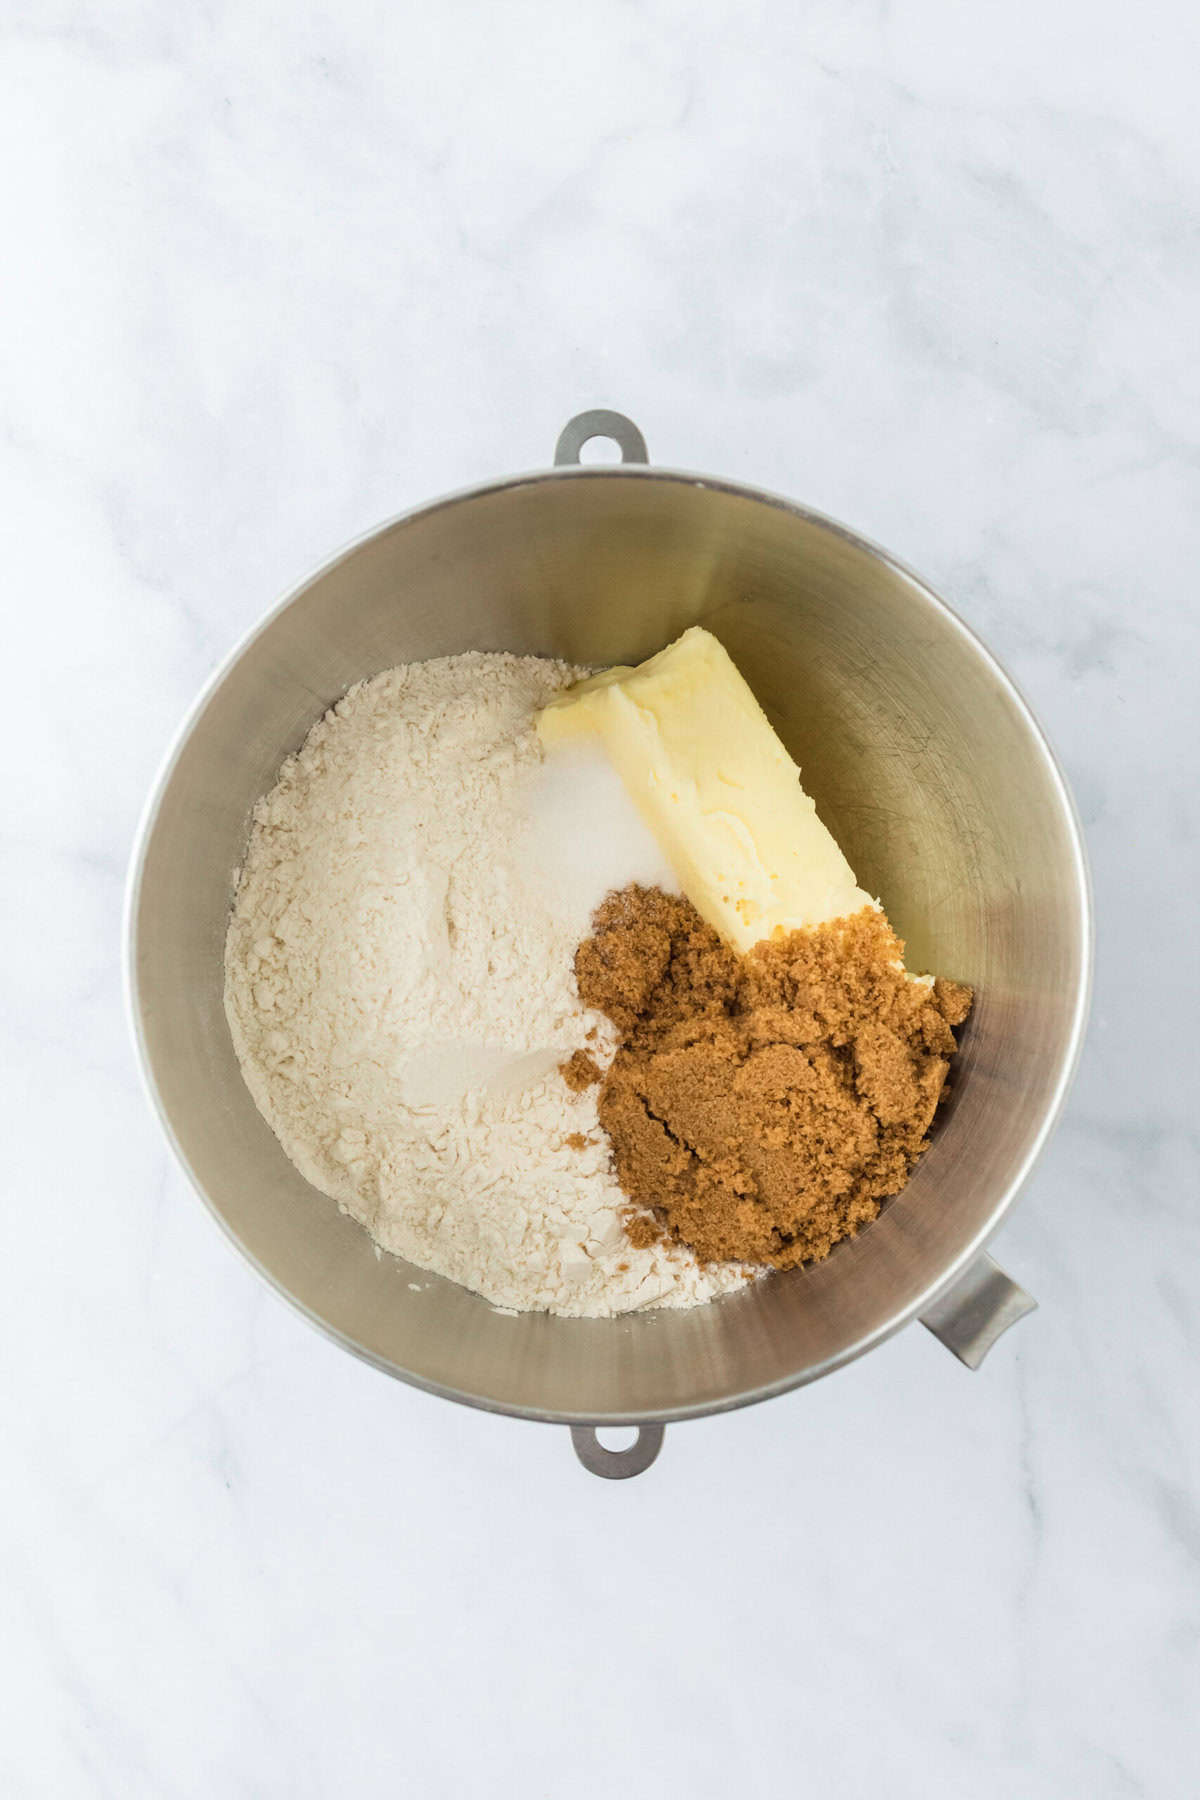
[124,460,1095,1426]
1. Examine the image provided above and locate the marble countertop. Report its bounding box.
[4,3,1197,1794]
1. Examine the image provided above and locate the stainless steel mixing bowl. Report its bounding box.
[127,410,1091,1478]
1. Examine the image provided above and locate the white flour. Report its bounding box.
[224,652,745,1316]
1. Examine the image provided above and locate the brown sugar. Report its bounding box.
[574,886,973,1270]
[559,1048,602,1092]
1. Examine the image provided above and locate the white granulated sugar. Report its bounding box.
[224,652,745,1317]
[518,737,680,946]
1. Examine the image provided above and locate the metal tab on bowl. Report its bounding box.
[570,1424,665,1479]
[554,409,649,467]
[919,1254,1037,1370]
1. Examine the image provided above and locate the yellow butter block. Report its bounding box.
[537,626,875,953]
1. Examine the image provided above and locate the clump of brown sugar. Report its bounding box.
[560,1048,602,1092]
[573,887,972,1270]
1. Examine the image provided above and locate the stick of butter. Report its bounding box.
[537,626,875,953]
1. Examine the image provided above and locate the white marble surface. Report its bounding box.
[3,2,1197,1794]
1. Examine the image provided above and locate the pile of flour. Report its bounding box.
[224,652,746,1316]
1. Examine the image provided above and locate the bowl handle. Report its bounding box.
[554,409,649,467]
[569,1423,665,1479]
[919,1254,1037,1369]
